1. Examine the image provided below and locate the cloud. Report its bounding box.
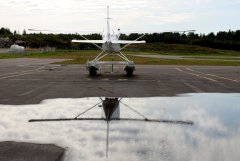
[0,0,238,33]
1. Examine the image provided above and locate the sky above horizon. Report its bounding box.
[0,0,239,34]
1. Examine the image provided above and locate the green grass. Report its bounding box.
[1,44,240,66]
[124,43,240,56]
[54,54,240,66]
[0,50,99,59]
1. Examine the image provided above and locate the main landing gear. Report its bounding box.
[86,51,135,77]
[86,60,135,77]
[124,62,135,77]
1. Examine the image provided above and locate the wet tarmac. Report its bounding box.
[0,58,239,160]
[0,58,240,105]
[0,94,239,161]
[0,141,64,161]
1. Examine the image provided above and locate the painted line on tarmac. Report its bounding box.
[0,68,45,80]
[85,78,156,82]
[18,84,48,96]
[182,81,204,93]
[206,73,239,83]
[176,68,218,82]
[6,79,43,81]
[185,68,239,83]
[0,67,45,77]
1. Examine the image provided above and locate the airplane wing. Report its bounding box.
[119,30,196,34]
[71,39,106,44]
[111,40,146,44]
[29,118,104,122]
[111,118,193,125]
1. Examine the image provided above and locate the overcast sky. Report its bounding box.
[0,0,239,34]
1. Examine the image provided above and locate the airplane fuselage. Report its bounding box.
[102,34,121,52]
[102,98,120,120]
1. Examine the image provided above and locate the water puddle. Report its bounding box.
[0,93,239,161]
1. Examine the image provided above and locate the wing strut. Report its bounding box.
[75,34,104,51]
[74,101,102,119]
[120,101,193,125]
[120,101,147,119]
[120,34,145,51]
[29,100,103,122]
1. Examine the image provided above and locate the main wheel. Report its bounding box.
[89,68,97,76]
[126,69,133,77]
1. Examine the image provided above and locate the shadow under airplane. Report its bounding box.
[29,98,194,157]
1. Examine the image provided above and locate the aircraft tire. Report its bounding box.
[126,69,133,77]
[89,68,97,76]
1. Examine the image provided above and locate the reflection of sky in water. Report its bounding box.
[0,93,240,161]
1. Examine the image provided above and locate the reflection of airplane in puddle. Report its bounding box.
[29,98,193,157]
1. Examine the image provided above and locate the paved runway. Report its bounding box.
[0,58,240,105]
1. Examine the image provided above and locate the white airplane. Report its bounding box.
[72,6,146,76]
[29,6,195,76]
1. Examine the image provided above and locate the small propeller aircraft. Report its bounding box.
[72,6,146,76]
[29,97,193,157]
[71,6,195,76]
[29,6,195,76]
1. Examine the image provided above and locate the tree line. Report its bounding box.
[0,27,240,51]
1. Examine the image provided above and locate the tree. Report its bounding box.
[23,29,27,35]
[207,32,216,40]
[0,27,12,37]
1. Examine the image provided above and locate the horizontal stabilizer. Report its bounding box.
[72,39,146,44]
[111,40,146,44]
[72,39,106,43]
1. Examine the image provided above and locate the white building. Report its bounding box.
[9,44,25,53]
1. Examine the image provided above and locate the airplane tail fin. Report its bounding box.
[106,6,111,41]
